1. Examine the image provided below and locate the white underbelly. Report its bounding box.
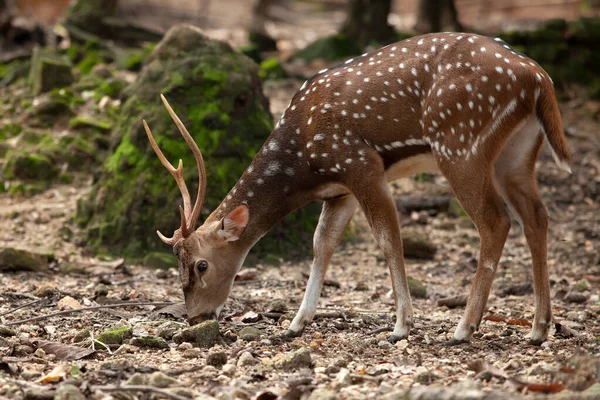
[385,153,439,182]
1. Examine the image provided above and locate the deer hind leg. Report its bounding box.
[286,195,358,337]
[346,156,413,343]
[495,117,551,345]
[440,161,512,344]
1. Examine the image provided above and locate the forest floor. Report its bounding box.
[0,75,599,399]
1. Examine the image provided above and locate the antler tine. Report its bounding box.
[179,205,190,238]
[143,119,192,218]
[160,94,207,232]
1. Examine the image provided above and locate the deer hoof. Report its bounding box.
[281,329,302,340]
[446,337,469,346]
[528,338,545,346]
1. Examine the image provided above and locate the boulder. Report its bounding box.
[0,248,48,272]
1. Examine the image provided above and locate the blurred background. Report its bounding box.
[1,0,599,265]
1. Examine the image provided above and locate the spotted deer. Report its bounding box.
[144,32,570,345]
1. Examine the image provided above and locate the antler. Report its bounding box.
[142,94,207,245]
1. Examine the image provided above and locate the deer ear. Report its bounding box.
[217,204,249,242]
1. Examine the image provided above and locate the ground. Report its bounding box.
[0,75,599,399]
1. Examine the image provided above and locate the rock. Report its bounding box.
[34,283,56,297]
[206,349,227,368]
[0,248,48,272]
[59,262,87,275]
[29,48,73,95]
[266,299,287,313]
[130,336,169,349]
[157,321,182,340]
[14,344,34,355]
[33,348,46,358]
[402,236,437,260]
[336,368,352,385]
[96,326,132,346]
[183,348,203,359]
[57,296,82,310]
[75,23,291,258]
[237,351,257,367]
[148,371,180,388]
[415,370,439,384]
[3,152,59,182]
[125,372,147,385]
[54,384,84,400]
[407,276,427,299]
[0,325,16,337]
[173,320,220,348]
[238,326,261,342]
[307,388,337,400]
[222,363,236,376]
[564,292,588,304]
[72,329,90,343]
[272,348,312,371]
[177,342,193,351]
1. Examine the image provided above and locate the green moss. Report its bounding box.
[4,152,59,181]
[29,48,74,96]
[0,123,21,141]
[130,336,169,349]
[294,34,362,62]
[259,57,288,80]
[96,325,132,345]
[70,116,112,132]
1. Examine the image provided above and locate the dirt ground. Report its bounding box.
[1,73,599,399]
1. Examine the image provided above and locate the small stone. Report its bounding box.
[33,348,46,358]
[354,282,369,291]
[564,292,588,304]
[272,348,312,371]
[266,299,287,313]
[280,320,291,330]
[54,384,84,400]
[378,340,393,349]
[0,248,48,272]
[155,269,169,279]
[173,320,220,348]
[238,326,261,341]
[113,344,136,355]
[307,388,337,400]
[57,296,82,310]
[0,325,16,337]
[34,283,55,297]
[148,371,180,388]
[183,348,203,359]
[177,342,193,351]
[415,370,439,384]
[402,236,437,260]
[125,373,147,385]
[395,339,409,350]
[407,276,427,299]
[94,284,109,298]
[237,351,257,367]
[14,344,34,355]
[207,350,227,368]
[336,368,352,385]
[21,369,42,379]
[130,336,169,349]
[222,363,236,376]
[73,329,90,343]
[96,326,132,345]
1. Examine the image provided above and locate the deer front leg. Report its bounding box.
[286,195,358,337]
[350,175,413,343]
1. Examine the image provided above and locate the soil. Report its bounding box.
[1,79,599,399]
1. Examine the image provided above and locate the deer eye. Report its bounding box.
[195,260,208,273]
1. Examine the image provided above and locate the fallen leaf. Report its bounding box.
[234,311,260,323]
[483,314,506,323]
[57,296,82,310]
[27,340,95,361]
[555,322,578,339]
[39,363,71,383]
[235,270,258,281]
[512,379,565,394]
[467,359,508,380]
[153,303,187,319]
[507,318,532,327]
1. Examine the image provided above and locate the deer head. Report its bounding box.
[144,95,250,325]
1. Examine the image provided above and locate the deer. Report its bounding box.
[143,32,571,345]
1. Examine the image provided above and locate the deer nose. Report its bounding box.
[188,312,217,326]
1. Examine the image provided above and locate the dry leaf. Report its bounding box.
[28,340,95,361]
[483,314,506,323]
[39,363,70,383]
[234,311,260,323]
[507,318,532,327]
[153,302,187,319]
[57,296,82,310]
[512,379,565,394]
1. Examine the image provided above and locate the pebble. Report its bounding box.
[237,351,257,367]
[280,320,291,330]
[206,350,228,368]
[378,340,393,349]
[183,348,203,359]
[173,320,220,348]
[157,321,182,340]
[222,364,236,376]
[272,348,312,371]
[307,388,337,400]
[177,342,194,351]
[238,326,261,341]
[0,325,16,337]
[148,371,180,388]
[125,372,146,385]
[336,368,352,385]
[54,384,84,400]
[33,348,46,358]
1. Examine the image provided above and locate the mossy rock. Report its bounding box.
[76,24,319,259]
[70,116,112,132]
[259,57,288,81]
[0,248,48,272]
[96,325,132,346]
[29,48,74,96]
[294,34,362,62]
[143,252,176,269]
[3,152,59,181]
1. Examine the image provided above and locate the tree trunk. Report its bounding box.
[414,0,463,34]
[248,0,277,52]
[340,0,395,49]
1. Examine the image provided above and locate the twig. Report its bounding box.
[91,385,190,400]
[0,299,42,317]
[4,302,177,326]
[366,326,393,335]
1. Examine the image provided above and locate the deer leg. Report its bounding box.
[286,195,358,336]
[443,167,511,344]
[349,175,413,343]
[495,128,551,345]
